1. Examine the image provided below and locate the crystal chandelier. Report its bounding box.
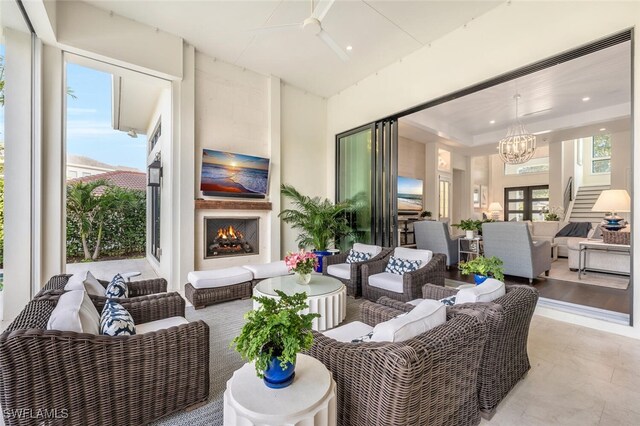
[497,94,536,164]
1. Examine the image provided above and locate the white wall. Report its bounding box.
[611,131,632,192]
[281,84,327,255]
[325,1,640,337]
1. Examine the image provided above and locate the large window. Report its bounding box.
[504,156,550,175]
[504,185,549,222]
[591,134,611,174]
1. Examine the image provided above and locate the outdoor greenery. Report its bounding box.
[280,184,354,251]
[232,290,319,378]
[66,181,145,261]
[459,256,505,281]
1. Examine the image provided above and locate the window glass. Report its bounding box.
[532,188,549,199]
[592,159,611,174]
[504,157,550,175]
[592,135,611,158]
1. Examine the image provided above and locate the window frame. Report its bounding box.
[591,134,611,175]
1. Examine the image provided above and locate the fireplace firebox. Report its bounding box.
[204,217,259,259]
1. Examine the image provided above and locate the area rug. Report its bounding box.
[152,297,365,426]
[547,258,629,290]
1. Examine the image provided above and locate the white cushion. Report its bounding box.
[407,299,424,306]
[368,272,404,293]
[393,247,432,269]
[47,290,100,335]
[353,243,383,257]
[188,267,253,289]
[136,316,189,334]
[64,271,105,296]
[242,261,291,279]
[322,321,374,343]
[371,299,446,342]
[327,263,351,280]
[454,278,506,305]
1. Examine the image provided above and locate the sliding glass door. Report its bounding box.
[336,119,398,248]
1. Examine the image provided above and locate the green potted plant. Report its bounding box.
[420,210,432,219]
[541,206,564,222]
[280,184,354,271]
[459,256,505,284]
[231,291,320,388]
[452,219,483,239]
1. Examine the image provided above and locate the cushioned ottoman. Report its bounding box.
[185,267,253,309]
[242,260,291,285]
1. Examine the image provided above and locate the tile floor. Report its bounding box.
[484,314,640,425]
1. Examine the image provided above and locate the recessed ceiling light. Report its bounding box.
[346,45,353,51]
[600,128,606,131]
[582,96,590,102]
[489,120,495,124]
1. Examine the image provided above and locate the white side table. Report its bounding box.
[224,354,336,426]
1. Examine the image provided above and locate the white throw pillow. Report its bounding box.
[371,299,446,342]
[47,290,101,335]
[353,243,383,257]
[64,271,105,296]
[393,247,432,269]
[454,278,506,305]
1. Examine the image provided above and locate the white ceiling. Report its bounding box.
[83,0,502,97]
[400,41,632,154]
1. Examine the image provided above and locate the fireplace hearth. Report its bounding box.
[205,217,259,259]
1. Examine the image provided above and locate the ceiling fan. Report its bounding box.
[249,0,349,62]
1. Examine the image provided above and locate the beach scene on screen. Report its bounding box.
[398,176,423,211]
[201,149,270,195]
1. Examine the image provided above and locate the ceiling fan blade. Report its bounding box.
[246,23,300,35]
[312,0,336,22]
[318,30,349,62]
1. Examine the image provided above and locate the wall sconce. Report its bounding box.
[148,155,162,187]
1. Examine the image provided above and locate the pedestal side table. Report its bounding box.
[223,354,337,426]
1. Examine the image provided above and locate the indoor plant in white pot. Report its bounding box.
[231,291,320,388]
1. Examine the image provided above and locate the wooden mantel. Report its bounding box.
[195,199,272,211]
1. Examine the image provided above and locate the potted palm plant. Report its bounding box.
[459,256,505,284]
[231,291,320,388]
[280,184,354,272]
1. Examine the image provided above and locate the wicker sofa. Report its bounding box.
[0,292,209,426]
[34,273,168,301]
[322,245,392,297]
[361,251,446,302]
[307,300,487,426]
[376,284,539,418]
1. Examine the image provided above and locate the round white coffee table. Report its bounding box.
[253,275,346,331]
[223,354,337,426]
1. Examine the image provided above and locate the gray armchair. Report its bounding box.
[482,222,551,284]
[414,220,459,267]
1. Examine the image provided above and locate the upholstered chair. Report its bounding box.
[414,220,459,267]
[322,243,392,297]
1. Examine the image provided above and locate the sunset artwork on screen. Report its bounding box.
[200,149,270,198]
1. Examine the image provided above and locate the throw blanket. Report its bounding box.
[555,222,592,238]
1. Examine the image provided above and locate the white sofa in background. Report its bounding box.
[527,221,570,257]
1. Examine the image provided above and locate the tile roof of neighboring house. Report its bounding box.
[67,170,146,194]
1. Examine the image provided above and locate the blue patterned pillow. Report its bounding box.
[100,300,136,336]
[439,295,457,306]
[346,249,372,264]
[384,256,422,275]
[105,274,128,298]
[351,330,374,343]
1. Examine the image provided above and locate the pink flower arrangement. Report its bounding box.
[285,250,318,275]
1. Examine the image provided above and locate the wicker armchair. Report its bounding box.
[0,292,209,426]
[34,273,168,301]
[361,252,446,302]
[322,246,392,297]
[307,300,487,426]
[377,284,539,418]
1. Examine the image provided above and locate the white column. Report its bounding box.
[268,76,281,260]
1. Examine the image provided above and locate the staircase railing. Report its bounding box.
[563,177,573,214]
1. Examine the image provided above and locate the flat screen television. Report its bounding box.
[200,149,270,198]
[397,176,424,212]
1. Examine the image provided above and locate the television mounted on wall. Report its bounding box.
[200,149,270,198]
[397,176,424,213]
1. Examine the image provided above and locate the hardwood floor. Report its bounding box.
[444,264,632,315]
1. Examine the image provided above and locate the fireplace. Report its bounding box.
[204,217,259,259]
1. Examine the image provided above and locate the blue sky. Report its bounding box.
[66,63,146,170]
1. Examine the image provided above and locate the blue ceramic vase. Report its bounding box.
[313,250,332,273]
[263,356,296,389]
[474,274,489,285]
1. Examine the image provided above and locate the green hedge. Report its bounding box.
[66,188,146,260]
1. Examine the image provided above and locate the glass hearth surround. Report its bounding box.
[204,217,259,259]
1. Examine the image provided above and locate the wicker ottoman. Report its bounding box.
[186,267,253,309]
[242,261,291,285]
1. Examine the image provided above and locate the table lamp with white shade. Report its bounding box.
[488,202,503,221]
[591,189,631,230]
